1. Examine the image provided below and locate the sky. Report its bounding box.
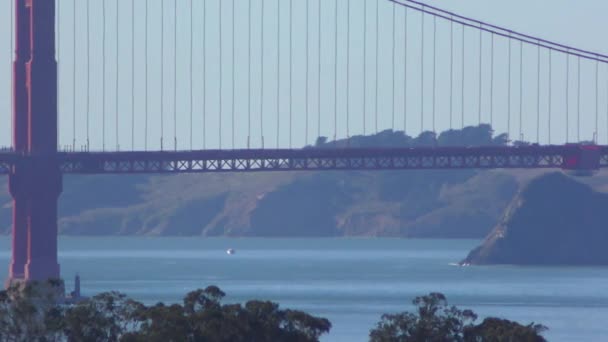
[0,0,607,150]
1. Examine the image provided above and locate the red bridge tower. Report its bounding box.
[7,0,62,285]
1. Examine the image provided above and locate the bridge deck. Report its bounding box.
[1,145,607,175]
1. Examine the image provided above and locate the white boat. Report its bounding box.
[226,248,236,255]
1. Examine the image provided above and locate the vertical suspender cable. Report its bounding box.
[536,44,540,143]
[577,56,580,142]
[333,0,338,142]
[490,33,494,130]
[259,0,264,148]
[346,0,350,140]
[145,0,148,150]
[519,41,522,141]
[87,0,91,150]
[420,8,424,133]
[173,0,177,150]
[404,8,408,133]
[363,0,367,136]
[219,0,222,149]
[231,0,235,149]
[449,18,453,130]
[189,0,193,149]
[461,25,465,129]
[318,0,322,140]
[10,0,13,147]
[132,0,135,150]
[595,60,599,143]
[566,53,569,142]
[116,0,120,150]
[374,0,379,134]
[432,16,436,133]
[548,50,552,144]
[306,0,309,145]
[276,0,280,148]
[289,0,293,147]
[260,0,265,148]
[73,0,76,150]
[202,0,206,148]
[507,37,511,139]
[478,24,482,125]
[58,0,61,149]
[160,0,164,150]
[247,0,251,148]
[391,4,395,130]
[103,0,106,150]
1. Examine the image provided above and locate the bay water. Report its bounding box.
[0,237,607,341]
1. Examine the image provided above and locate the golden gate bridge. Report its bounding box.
[0,0,607,286]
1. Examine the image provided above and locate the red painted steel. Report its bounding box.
[7,0,62,286]
[6,0,30,287]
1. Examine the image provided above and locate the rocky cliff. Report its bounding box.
[462,172,608,265]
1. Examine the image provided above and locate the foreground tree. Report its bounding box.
[0,284,330,342]
[369,293,546,342]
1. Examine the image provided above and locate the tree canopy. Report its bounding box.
[0,282,331,342]
[369,292,547,342]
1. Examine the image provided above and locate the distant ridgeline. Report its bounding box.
[1,125,520,237]
[312,124,510,148]
[463,172,608,266]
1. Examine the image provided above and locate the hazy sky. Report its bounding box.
[0,0,607,150]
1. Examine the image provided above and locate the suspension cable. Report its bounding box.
[260,0,266,148]
[58,0,61,149]
[333,0,338,143]
[596,60,599,143]
[173,0,177,150]
[289,0,293,148]
[461,24,465,129]
[306,0,310,145]
[218,0,222,149]
[116,0,120,150]
[103,0,106,150]
[548,50,552,144]
[391,0,608,64]
[87,0,91,150]
[145,0,148,150]
[346,0,350,140]
[391,3,396,130]
[478,24,482,125]
[566,53,569,142]
[375,0,379,134]
[490,33,494,130]
[404,7,408,133]
[10,0,13,147]
[536,43,541,143]
[189,0,193,149]
[232,0,235,149]
[577,56,580,142]
[519,40,523,141]
[247,0,252,148]
[507,36,511,139]
[432,16,436,132]
[318,0,322,141]
[72,0,77,150]
[160,0,164,150]
[202,0,206,149]
[276,0,280,148]
[363,0,367,136]
[420,8,424,133]
[132,0,135,150]
[449,18,453,130]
